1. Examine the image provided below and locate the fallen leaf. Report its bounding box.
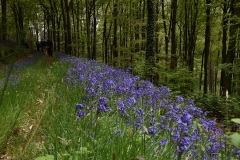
[29,125,33,130]
[36,98,43,105]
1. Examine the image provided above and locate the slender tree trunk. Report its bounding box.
[155,0,160,61]
[220,0,228,96]
[44,13,46,39]
[57,15,61,51]
[103,17,108,63]
[170,0,178,69]
[61,0,68,54]
[71,0,76,56]
[64,0,72,55]
[183,0,188,65]
[92,0,97,60]
[11,3,19,42]
[224,0,240,95]
[113,0,118,67]
[161,0,169,56]
[46,12,50,39]
[76,0,81,57]
[146,0,155,83]
[203,0,211,94]
[141,0,146,51]
[1,0,7,40]
[85,0,91,58]
[188,0,198,72]
[17,4,25,45]
[103,4,109,64]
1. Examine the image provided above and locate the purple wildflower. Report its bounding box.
[148,125,158,136]
[177,137,191,153]
[77,110,86,119]
[159,138,168,149]
[127,97,136,106]
[76,104,86,110]
[97,104,107,113]
[117,99,127,114]
[178,112,192,126]
[99,96,108,105]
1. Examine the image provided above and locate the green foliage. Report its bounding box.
[35,155,54,160]
[0,43,30,65]
[231,118,240,124]
[229,133,240,149]
[195,94,240,125]
[132,51,146,79]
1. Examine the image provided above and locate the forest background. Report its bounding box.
[1,0,240,122]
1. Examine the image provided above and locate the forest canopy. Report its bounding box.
[1,0,240,98]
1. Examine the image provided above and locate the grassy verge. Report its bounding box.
[0,54,70,159]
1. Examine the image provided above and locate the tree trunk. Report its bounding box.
[141,0,146,51]
[11,3,19,42]
[146,0,155,82]
[85,0,91,58]
[161,0,169,57]
[103,4,109,64]
[170,0,178,69]
[113,0,118,67]
[155,0,160,62]
[57,15,61,51]
[1,0,7,40]
[203,0,211,94]
[61,0,68,54]
[92,0,97,60]
[64,0,72,55]
[18,4,25,45]
[187,0,198,72]
[224,0,240,95]
[220,0,229,96]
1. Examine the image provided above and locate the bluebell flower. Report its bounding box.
[127,97,136,106]
[76,104,85,110]
[103,79,115,89]
[77,110,86,119]
[136,108,144,116]
[124,78,133,85]
[191,128,200,142]
[202,156,207,160]
[177,137,191,153]
[114,130,123,137]
[175,96,184,103]
[97,104,107,113]
[159,138,168,149]
[206,142,220,155]
[116,84,128,95]
[133,76,140,82]
[117,99,127,114]
[148,125,158,136]
[134,117,144,128]
[99,96,108,105]
[178,112,192,126]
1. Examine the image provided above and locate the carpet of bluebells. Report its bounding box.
[1,52,239,159]
[58,53,240,160]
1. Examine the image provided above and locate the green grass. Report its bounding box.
[0,54,71,159]
[0,54,149,159]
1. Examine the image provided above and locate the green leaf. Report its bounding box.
[35,155,54,160]
[231,118,240,124]
[75,147,91,155]
[229,133,240,149]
